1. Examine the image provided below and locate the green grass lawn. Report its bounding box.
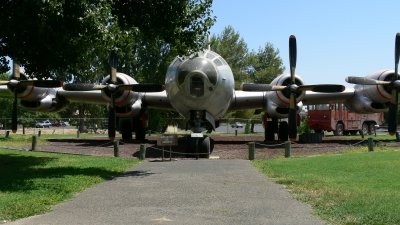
[0,149,139,221]
[253,148,400,225]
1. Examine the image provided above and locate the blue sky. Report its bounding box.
[210,0,400,87]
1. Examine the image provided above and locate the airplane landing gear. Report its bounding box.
[186,135,213,158]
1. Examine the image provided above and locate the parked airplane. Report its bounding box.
[0,34,399,158]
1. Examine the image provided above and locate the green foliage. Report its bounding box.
[0,0,215,81]
[248,43,285,84]
[244,121,251,134]
[254,149,400,225]
[298,116,311,134]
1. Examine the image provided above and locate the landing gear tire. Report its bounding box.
[265,119,278,141]
[186,136,214,159]
[119,118,132,141]
[133,117,146,140]
[278,121,288,141]
[335,123,344,136]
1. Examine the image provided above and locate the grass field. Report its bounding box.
[0,149,139,221]
[253,148,400,225]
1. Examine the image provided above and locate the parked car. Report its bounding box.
[35,120,52,128]
[231,122,244,129]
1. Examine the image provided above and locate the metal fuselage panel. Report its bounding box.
[165,50,235,120]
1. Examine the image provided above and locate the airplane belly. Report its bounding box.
[168,85,233,120]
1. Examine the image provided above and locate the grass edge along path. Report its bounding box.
[253,148,400,225]
[0,149,139,221]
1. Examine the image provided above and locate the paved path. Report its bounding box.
[7,160,325,225]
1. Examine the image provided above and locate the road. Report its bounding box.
[6,160,325,225]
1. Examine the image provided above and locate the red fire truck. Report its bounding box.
[307,103,384,136]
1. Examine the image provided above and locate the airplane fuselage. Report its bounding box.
[165,50,234,132]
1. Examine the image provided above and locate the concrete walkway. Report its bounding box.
[7,160,325,225]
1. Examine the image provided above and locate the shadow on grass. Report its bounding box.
[0,153,150,193]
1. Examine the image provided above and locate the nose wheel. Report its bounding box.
[186,135,213,158]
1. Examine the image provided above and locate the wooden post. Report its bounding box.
[285,141,291,158]
[38,130,41,137]
[5,131,10,138]
[396,132,400,142]
[248,142,255,160]
[77,130,80,138]
[139,144,147,160]
[31,135,37,151]
[368,137,374,152]
[113,140,119,157]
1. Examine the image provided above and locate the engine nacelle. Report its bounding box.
[264,74,305,118]
[102,72,142,117]
[8,74,49,101]
[345,70,394,113]
[20,89,69,112]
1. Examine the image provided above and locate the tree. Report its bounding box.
[210,26,249,89]
[0,0,215,81]
[248,43,285,84]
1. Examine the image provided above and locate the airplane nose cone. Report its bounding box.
[177,57,218,86]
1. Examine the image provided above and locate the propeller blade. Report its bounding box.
[108,95,116,140]
[288,93,297,139]
[395,33,400,74]
[117,83,165,92]
[12,91,18,133]
[63,83,106,91]
[345,76,391,85]
[388,33,400,135]
[19,80,63,88]
[13,62,20,79]
[240,83,286,92]
[109,51,118,84]
[111,67,117,83]
[289,35,297,84]
[299,84,345,93]
[388,93,398,135]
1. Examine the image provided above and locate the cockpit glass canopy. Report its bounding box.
[177,57,218,85]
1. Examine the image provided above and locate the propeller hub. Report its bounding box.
[289,84,299,92]
[107,84,118,92]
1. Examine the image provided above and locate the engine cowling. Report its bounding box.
[20,88,69,112]
[345,70,394,113]
[264,74,305,118]
[101,72,142,117]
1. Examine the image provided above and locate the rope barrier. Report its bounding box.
[146,146,210,156]
[255,142,290,148]
[348,139,368,146]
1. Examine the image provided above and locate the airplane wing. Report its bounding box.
[231,88,356,111]
[302,88,355,105]
[229,91,266,111]
[56,89,107,104]
[142,91,173,110]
